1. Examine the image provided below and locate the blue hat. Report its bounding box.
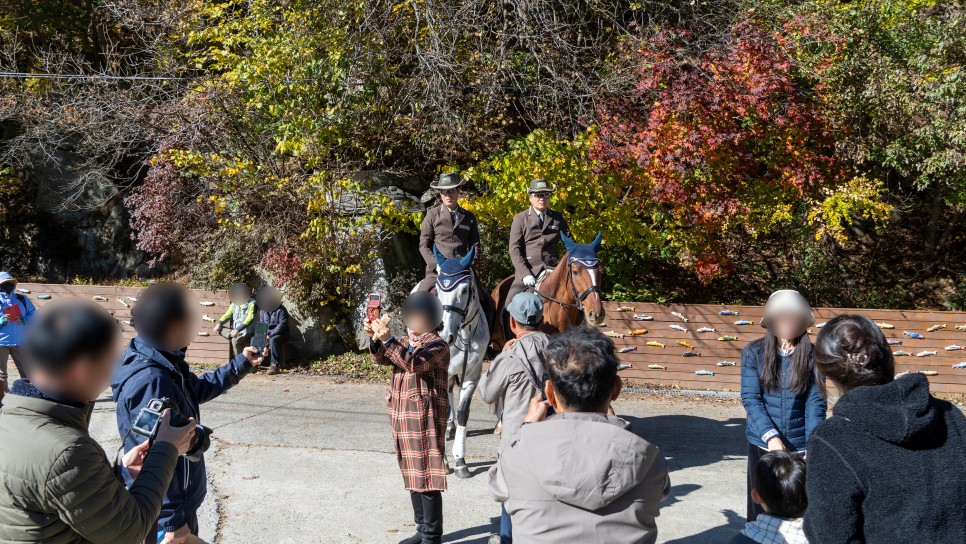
[507,292,544,327]
[0,272,16,285]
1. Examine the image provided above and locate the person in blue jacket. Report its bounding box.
[740,289,826,522]
[112,282,263,544]
[0,271,35,401]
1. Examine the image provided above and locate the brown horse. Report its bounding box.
[490,232,605,349]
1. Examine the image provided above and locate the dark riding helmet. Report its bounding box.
[402,291,443,329]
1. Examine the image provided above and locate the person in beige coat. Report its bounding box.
[488,326,670,544]
[479,292,550,543]
[506,178,571,304]
[0,301,195,544]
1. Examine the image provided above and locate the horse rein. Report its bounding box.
[438,272,481,385]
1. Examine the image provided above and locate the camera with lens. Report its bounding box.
[131,397,212,462]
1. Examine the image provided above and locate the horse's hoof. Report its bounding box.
[447,422,456,440]
[455,458,470,479]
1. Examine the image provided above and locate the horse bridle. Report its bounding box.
[437,271,480,386]
[532,257,602,312]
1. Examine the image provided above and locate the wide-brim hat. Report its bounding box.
[759,289,815,332]
[0,272,16,286]
[430,173,466,191]
[527,178,556,194]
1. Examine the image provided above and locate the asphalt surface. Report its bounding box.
[81,372,748,543]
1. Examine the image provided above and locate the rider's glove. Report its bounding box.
[435,265,441,274]
[523,275,536,287]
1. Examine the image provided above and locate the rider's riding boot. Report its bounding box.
[420,491,443,544]
[399,491,425,544]
[502,309,514,341]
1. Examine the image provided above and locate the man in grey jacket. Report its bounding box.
[0,301,195,544]
[478,292,549,544]
[488,326,670,544]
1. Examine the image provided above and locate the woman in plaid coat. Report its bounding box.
[366,291,450,544]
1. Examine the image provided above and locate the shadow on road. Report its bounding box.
[661,482,701,507]
[467,460,495,478]
[445,516,499,543]
[622,414,746,471]
[663,509,744,544]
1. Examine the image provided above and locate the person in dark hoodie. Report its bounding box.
[488,326,670,544]
[805,314,966,544]
[256,285,289,375]
[113,282,263,544]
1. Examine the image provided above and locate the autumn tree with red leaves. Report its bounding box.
[592,20,848,280]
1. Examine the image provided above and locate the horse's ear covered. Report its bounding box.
[561,231,577,253]
[433,244,447,266]
[591,232,603,252]
[459,246,474,269]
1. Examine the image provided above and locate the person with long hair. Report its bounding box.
[740,290,826,522]
[804,315,966,543]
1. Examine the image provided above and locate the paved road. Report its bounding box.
[85,373,748,543]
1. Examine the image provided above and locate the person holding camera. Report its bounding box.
[365,292,450,544]
[0,301,197,544]
[112,283,262,544]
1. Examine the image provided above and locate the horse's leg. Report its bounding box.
[447,376,457,440]
[452,378,477,479]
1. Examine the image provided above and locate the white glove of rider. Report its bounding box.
[523,275,536,287]
[435,265,441,274]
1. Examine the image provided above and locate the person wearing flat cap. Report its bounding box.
[478,292,550,544]
[506,179,571,303]
[0,271,35,402]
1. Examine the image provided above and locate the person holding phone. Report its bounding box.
[365,292,450,544]
[0,301,197,544]
[740,290,827,522]
[0,271,35,401]
[113,282,263,544]
[478,292,550,544]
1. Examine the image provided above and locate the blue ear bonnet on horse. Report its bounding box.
[434,245,474,292]
[561,231,602,267]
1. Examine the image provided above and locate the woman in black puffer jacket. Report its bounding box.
[804,315,966,544]
[740,289,827,521]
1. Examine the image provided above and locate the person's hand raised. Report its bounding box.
[371,318,392,342]
[243,346,265,366]
[155,409,196,456]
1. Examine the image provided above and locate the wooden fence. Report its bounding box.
[12,284,966,396]
[603,301,966,396]
[18,283,232,367]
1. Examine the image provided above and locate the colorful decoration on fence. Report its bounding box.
[200,301,215,306]
[717,361,737,367]
[953,363,966,369]
[734,320,753,325]
[117,298,130,308]
[720,310,739,316]
[903,331,925,339]
[126,296,138,302]
[957,325,966,331]
[697,327,716,333]
[647,341,666,348]
[633,314,654,321]
[628,329,648,336]
[893,350,911,357]
[877,323,895,329]
[678,341,696,350]
[15,288,29,294]
[93,296,107,301]
[927,324,946,332]
[604,331,625,338]
[198,332,210,336]
[888,340,902,345]
[671,311,689,322]
[648,364,667,370]
[815,322,826,328]
[37,295,51,300]
[617,306,635,312]
[618,346,637,353]
[670,325,689,333]
[945,345,965,351]
[683,351,701,357]
[916,351,937,357]
[695,370,715,376]
[202,315,215,322]
[919,370,939,376]
[617,364,633,371]
[718,335,738,341]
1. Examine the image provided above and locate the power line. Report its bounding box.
[0,71,186,81]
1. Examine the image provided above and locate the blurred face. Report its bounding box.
[61,348,119,402]
[771,313,806,340]
[529,191,551,212]
[404,312,434,336]
[0,281,14,294]
[440,188,460,209]
[164,316,196,350]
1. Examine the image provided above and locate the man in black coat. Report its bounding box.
[257,286,290,375]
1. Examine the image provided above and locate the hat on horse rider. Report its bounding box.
[507,292,544,327]
[430,172,466,191]
[759,289,815,334]
[526,178,556,194]
[402,291,444,329]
